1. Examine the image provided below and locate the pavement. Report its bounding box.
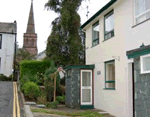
[0,82,13,117]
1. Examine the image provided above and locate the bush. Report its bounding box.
[56,95,65,104]
[37,91,47,104]
[20,60,51,86]
[46,101,59,109]
[0,74,12,81]
[20,60,51,79]
[22,82,40,100]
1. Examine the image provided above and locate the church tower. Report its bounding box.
[23,0,38,55]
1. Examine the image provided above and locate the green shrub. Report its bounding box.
[22,82,40,100]
[20,60,51,79]
[46,101,59,109]
[37,91,47,104]
[0,74,12,81]
[56,95,65,104]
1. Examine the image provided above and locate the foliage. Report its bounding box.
[0,74,12,81]
[31,109,103,117]
[20,60,51,86]
[37,91,47,104]
[56,95,65,104]
[56,85,65,96]
[15,48,35,69]
[46,101,59,109]
[44,61,60,101]
[45,0,85,66]
[22,82,40,100]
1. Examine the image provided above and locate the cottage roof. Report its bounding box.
[0,22,17,33]
[80,0,117,29]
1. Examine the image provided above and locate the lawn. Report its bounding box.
[31,108,104,117]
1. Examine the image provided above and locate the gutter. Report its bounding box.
[80,0,117,29]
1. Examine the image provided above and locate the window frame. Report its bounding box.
[92,21,99,47]
[104,10,114,40]
[104,60,115,90]
[0,34,2,49]
[134,0,150,24]
[140,54,150,74]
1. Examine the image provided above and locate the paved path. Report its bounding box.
[0,82,13,117]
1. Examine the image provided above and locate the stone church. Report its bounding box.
[23,0,38,55]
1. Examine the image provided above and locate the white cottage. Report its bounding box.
[80,0,150,117]
[0,21,17,76]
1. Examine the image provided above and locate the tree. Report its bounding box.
[15,48,35,69]
[45,0,85,66]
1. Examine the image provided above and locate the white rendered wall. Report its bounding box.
[0,33,15,76]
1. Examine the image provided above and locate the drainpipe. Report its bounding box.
[13,21,17,81]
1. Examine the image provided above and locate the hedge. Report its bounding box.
[20,60,51,79]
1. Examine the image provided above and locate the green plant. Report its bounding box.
[44,61,60,102]
[37,91,47,104]
[46,101,59,109]
[20,60,51,80]
[56,95,65,104]
[22,82,40,100]
[0,74,12,81]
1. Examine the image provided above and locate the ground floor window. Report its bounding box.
[105,60,115,89]
[140,54,150,74]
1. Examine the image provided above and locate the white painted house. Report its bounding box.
[0,21,17,76]
[81,0,150,117]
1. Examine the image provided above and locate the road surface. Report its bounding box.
[0,82,13,117]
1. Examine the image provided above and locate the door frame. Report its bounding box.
[80,69,93,105]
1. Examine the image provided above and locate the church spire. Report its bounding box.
[26,0,35,33]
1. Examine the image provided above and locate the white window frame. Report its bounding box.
[134,0,150,24]
[81,70,92,105]
[140,54,150,74]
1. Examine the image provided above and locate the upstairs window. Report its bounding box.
[92,22,99,47]
[105,60,115,89]
[0,34,2,49]
[135,0,150,24]
[104,10,114,40]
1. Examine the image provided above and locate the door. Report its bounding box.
[81,70,92,105]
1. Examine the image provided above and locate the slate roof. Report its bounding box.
[36,50,45,58]
[0,22,17,33]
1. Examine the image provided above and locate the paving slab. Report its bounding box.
[36,104,46,108]
[26,101,36,105]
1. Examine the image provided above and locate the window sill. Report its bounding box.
[103,35,115,42]
[103,88,115,90]
[91,44,99,48]
[132,18,150,28]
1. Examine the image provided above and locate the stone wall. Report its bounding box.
[134,57,150,117]
[65,68,80,108]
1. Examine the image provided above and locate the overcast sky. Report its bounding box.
[0,0,110,54]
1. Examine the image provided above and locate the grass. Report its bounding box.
[31,108,104,117]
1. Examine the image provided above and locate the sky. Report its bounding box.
[0,0,110,54]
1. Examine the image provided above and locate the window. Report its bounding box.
[0,34,2,49]
[140,54,150,74]
[135,0,150,24]
[105,60,115,89]
[92,22,99,46]
[104,10,114,40]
